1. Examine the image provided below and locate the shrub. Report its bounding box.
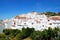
[20,27,34,39]
[3,29,21,37]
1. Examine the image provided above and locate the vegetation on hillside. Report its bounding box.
[0,27,60,40]
[44,12,60,16]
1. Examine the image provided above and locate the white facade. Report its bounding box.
[4,12,60,31]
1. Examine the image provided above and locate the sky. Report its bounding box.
[0,0,60,20]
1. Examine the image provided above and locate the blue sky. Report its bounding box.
[0,0,60,20]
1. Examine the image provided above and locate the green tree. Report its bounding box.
[42,29,48,40]
[3,29,21,37]
[14,27,34,40]
[30,31,42,40]
[45,12,56,16]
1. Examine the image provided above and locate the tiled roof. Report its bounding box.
[15,16,26,19]
[49,16,60,20]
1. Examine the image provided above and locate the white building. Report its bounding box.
[4,12,60,31]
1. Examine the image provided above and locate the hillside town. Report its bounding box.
[4,12,60,31]
[0,0,60,40]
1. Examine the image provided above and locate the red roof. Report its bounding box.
[15,16,26,19]
[49,16,60,20]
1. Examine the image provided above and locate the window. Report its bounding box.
[24,23,26,25]
[42,25,44,27]
[14,22,15,24]
[48,20,50,21]
[49,23,52,25]
[32,23,34,25]
[18,25,22,26]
